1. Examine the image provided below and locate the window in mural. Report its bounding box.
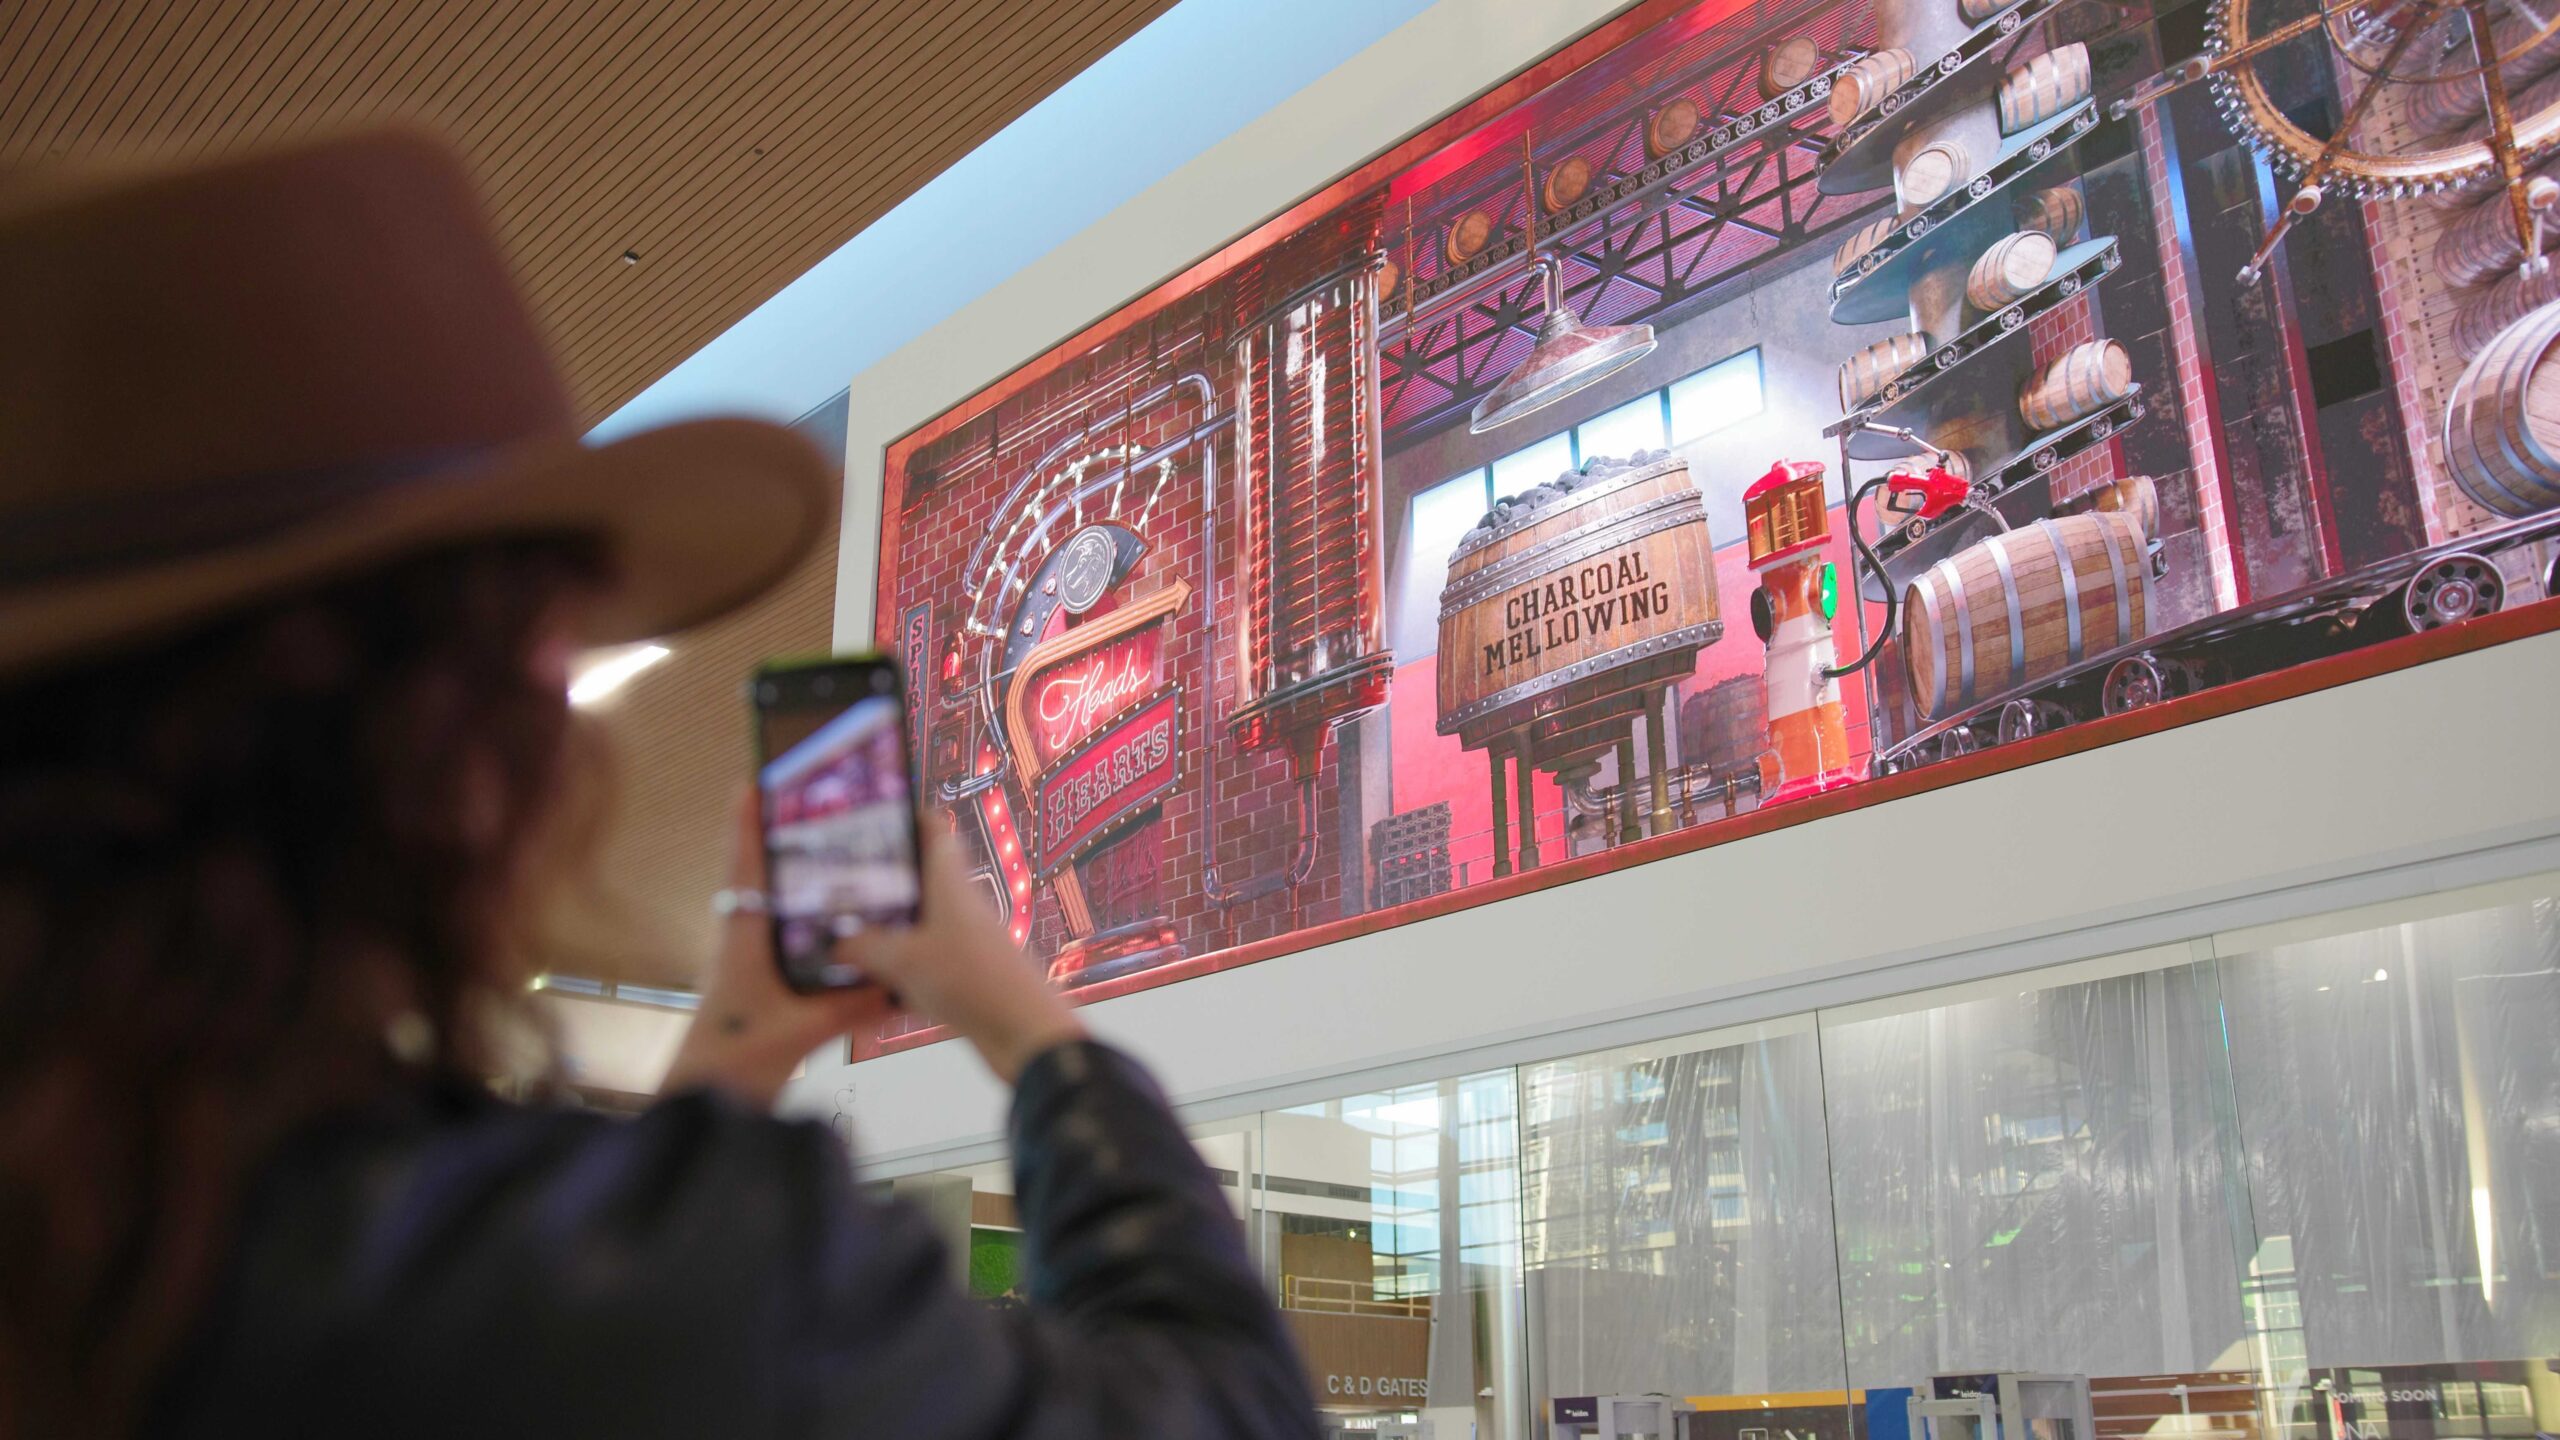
[867,0,2560,1049]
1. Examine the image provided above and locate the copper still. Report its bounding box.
[1212,200,1393,893]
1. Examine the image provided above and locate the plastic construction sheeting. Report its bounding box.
[2220,897,2560,1370]
[1523,1025,1851,1400]
[1818,965,2254,1387]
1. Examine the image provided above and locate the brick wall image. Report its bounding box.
[861,0,2560,1051]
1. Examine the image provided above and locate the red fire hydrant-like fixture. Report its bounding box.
[1744,461,1859,806]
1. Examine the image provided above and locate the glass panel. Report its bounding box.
[1490,431,1576,497]
[1667,350,1764,445]
[888,1118,1265,1309]
[1817,954,2257,1404]
[2216,882,2560,1440]
[1264,1070,1527,1439]
[1574,393,1669,466]
[1522,1017,1851,1432]
[1394,471,1492,659]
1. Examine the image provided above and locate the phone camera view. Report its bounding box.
[759,668,920,988]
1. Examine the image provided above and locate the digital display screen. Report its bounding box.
[756,663,921,988]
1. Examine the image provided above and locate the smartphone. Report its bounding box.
[751,654,924,991]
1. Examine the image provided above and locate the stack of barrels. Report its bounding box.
[1760,35,1826,100]
[1678,672,1771,784]
[1648,97,1701,156]
[1894,129,1974,207]
[2444,297,2560,517]
[1834,212,1898,278]
[2018,184,2084,243]
[2439,176,2560,287]
[2454,258,2560,355]
[2447,177,2560,359]
[1832,47,1915,126]
[1840,331,1931,409]
[1966,229,2058,309]
[1996,44,2090,134]
[2018,339,2135,430]
[2407,17,2560,137]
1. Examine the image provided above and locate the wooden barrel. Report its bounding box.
[1895,134,1973,208]
[2017,183,2085,242]
[1436,453,1722,744]
[2019,339,2134,430]
[1840,331,1930,409]
[1902,511,2149,718]
[2453,262,2560,354]
[2409,15,2560,134]
[1959,0,2015,22]
[1967,229,2059,309]
[1998,43,2090,134]
[1649,97,1702,156]
[1834,212,1899,278]
[2439,182,2558,286]
[1678,671,1769,778]
[1544,154,1594,214]
[1830,47,1916,126]
[1761,35,1825,99]
[1376,257,1402,305]
[2082,472,2161,540]
[1446,210,1496,265]
[2443,297,2560,516]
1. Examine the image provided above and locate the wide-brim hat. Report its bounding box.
[0,128,836,676]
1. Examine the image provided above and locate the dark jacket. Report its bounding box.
[154,1041,1319,1438]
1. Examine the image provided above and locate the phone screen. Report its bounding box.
[753,657,922,991]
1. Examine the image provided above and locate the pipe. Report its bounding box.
[1826,476,1899,679]
[1186,369,1316,910]
[948,374,1221,787]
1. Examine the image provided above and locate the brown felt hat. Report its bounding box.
[0,127,836,676]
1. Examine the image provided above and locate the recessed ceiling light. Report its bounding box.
[569,643,670,706]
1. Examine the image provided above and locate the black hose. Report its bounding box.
[1825,477,1898,679]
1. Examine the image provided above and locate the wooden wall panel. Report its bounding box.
[1,2,1175,991]
[0,0,1178,421]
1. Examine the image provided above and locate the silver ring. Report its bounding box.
[711,887,770,917]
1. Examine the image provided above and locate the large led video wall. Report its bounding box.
[865,0,2560,1052]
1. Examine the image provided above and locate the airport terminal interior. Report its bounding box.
[11,0,2560,1435]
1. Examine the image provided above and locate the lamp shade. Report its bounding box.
[1468,303,1659,433]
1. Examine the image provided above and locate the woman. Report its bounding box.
[0,131,1315,1438]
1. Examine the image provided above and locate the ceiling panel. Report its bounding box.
[4,1,1177,994]
[0,0,1178,421]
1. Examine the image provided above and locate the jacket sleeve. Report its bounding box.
[781,1040,1319,1440]
[153,1044,1314,1439]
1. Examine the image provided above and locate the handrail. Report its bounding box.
[1280,1274,1434,1318]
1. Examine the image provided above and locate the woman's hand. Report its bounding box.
[841,821,1085,1084]
[663,786,1084,1107]
[660,787,894,1107]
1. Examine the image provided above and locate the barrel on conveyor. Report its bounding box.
[1902,508,2150,719]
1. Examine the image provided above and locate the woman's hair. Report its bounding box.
[0,538,603,1434]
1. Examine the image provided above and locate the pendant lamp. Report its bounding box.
[1468,133,1658,434]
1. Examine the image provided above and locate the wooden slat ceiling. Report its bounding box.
[0,0,1178,422]
[2,0,1178,991]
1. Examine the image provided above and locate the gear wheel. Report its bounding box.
[2204,0,2560,197]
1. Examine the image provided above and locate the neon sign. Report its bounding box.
[1034,688,1182,875]
[1029,626,1161,761]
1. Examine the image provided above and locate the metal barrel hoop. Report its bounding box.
[2037,517,2084,664]
[1986,530,2027,682]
